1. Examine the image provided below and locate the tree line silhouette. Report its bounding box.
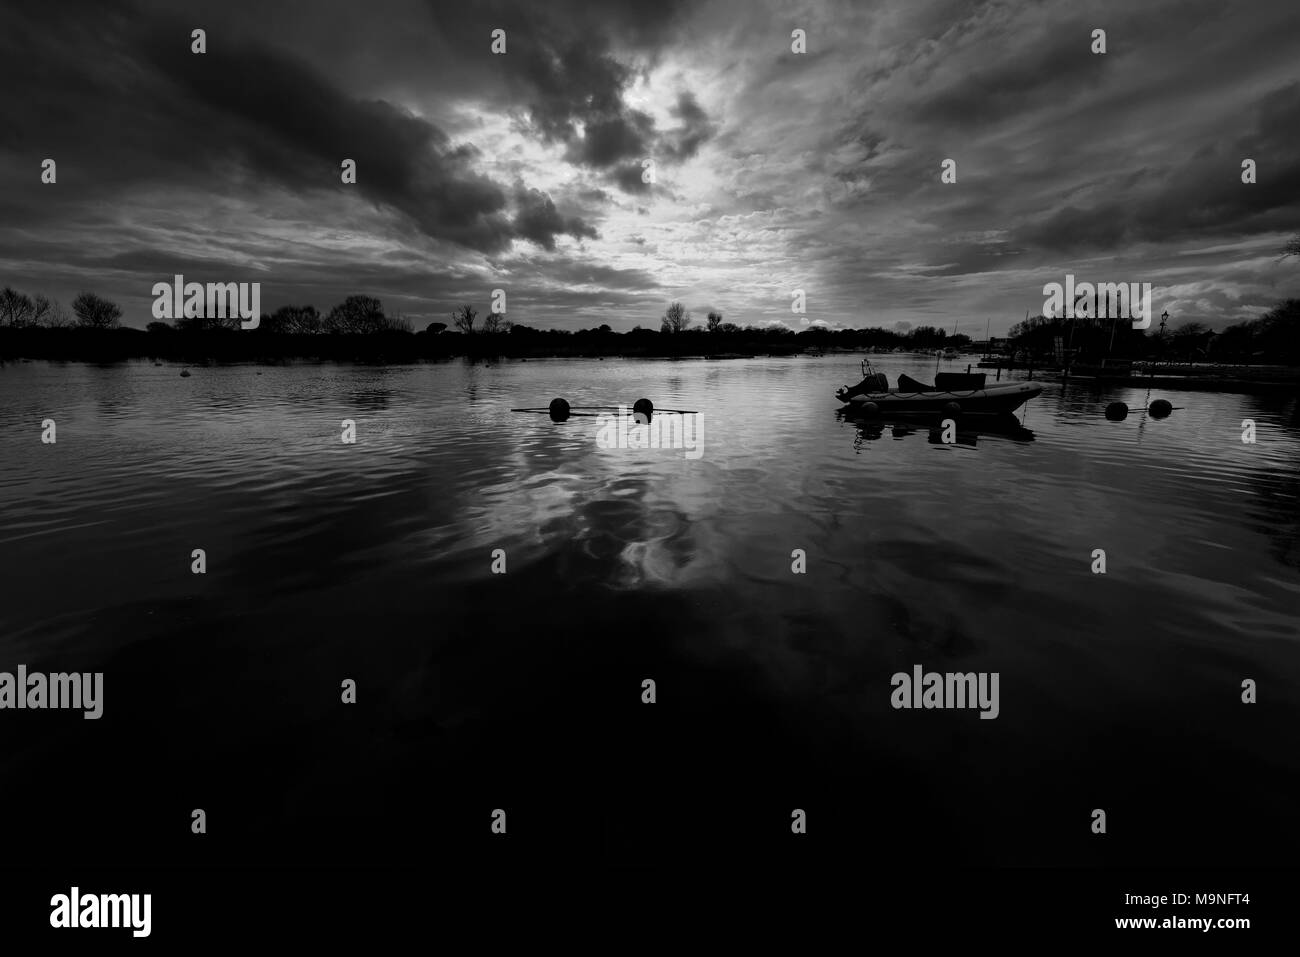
[1007,300,1300,363]
[1,285,1295,363]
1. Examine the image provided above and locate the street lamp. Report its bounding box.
[1157,310,1171,369]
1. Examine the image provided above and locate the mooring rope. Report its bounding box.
[510,406,699,414]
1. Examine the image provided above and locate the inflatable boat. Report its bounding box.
[836,366,1041,415]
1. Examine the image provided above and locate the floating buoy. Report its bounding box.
[513,399,696,419]
[942,401,961,419]
[1149,399,1173,418]
[860,401,880,417]
[180,369,191,377]
[1104,401,1127,420]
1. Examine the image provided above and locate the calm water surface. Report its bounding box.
[2,356,1297,866]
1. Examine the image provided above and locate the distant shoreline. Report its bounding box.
[0,327,930,363]
[3,329,1297,390]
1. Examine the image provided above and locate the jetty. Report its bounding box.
[1043,362,1299,394]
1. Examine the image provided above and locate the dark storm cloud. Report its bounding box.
[611,163,654,195]
[896,16,1104,130]
[0,0,595,253]
[513,186,599,250]
[137,30,523,251]
[1012,82,1300,253]
[764,0,1300,331]
[516,37,638,147]
[5,0,1295,336]
[421,0,712,189]
[567,111,657,168]
[515,36,715,187]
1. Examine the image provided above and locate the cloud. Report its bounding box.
[611,162,655,194]
[516,43,715,189]
[512,186,599,249]
[567,111,657,168]
[1011,82,1300,253]
[419,3,715,189]
[517,36,641,150]
[0,0,597,255]
[1,0,1297,335]
[661,92,717,161]
[418,0,703,153]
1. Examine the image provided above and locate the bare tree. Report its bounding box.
[661,301,691,333]
[43,299,74,328]
[706,310,722,332]
[290,305,322,334]
[0,287,35,327]
[451,304,477,334]
[31,294,52,325]
[1171,321,1210,337]
[324,295,386,334]
[265,305,322,334]
[175,309,233,333]
[72,292,122,329]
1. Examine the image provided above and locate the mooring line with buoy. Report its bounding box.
[1103,398,1183,421]
[510,398,698,422]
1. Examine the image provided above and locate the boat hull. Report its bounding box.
[839,381,1042,414]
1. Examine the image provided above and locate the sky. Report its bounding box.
[1,0,1297,335]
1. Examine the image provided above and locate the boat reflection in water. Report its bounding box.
[840,409,1035,452]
